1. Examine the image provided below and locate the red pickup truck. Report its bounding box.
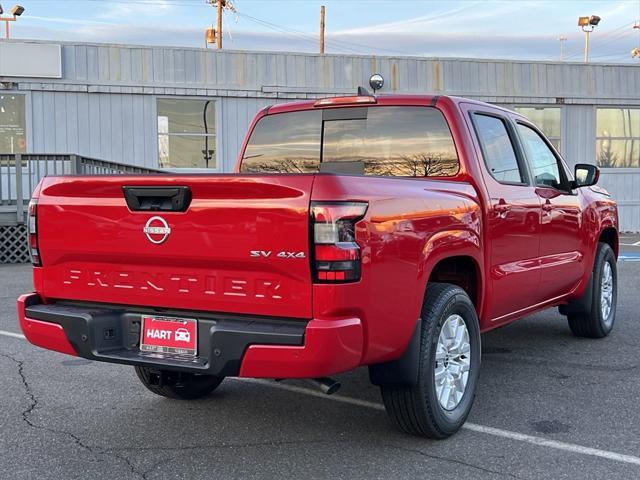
[17,93,618,439]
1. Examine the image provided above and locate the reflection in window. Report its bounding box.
[596,108,640,168]
[242,110,322,173]
[514,107,561,151]
[517,124,562,189]
[0,94,26,153]
[241,106,459,177]
[157,99,216,168]
[473,114,524,184]
[322,107,459,177]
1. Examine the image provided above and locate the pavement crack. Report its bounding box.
[102,439,520,478]
[380,444,522,479]
[0,353,146,480]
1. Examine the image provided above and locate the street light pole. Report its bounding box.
[578,15,601,63]
[584,29,590,62]
[1,16,14,38]
[0,4,25,39]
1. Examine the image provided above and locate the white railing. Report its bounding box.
[0,153,165,225]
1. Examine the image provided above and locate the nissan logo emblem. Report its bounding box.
[143,216,171,244]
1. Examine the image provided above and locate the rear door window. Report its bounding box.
[241,106,459,177]
[472,113,526,184]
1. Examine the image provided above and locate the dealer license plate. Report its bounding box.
[140,315,197,356]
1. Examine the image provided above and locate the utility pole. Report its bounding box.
[216,0,223,49]
[320,5,325,54]
[558,35,567,60]
[206,1,235,50]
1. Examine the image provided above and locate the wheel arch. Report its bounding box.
[598,226,618,258]
[417,229,484,314]
[369,232,483,388]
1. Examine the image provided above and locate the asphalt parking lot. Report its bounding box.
[1,242,640,480]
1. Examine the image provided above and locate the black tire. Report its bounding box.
[380,283,481,439]
[134,366,223,400]
[567,242,617,338]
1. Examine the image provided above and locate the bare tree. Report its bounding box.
[366,152,459,177]
[597,139,618,168]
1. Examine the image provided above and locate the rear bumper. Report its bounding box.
[17,293,363,378]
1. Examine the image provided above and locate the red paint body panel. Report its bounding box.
[309,174,481,364]
[19,94,618,380]
[17,294,77,356]
[36,175,315,318]
[239,318,363,378]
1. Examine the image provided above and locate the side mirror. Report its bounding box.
[572,163,599,188]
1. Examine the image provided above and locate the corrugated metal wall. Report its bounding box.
[25,92,297,172]
[29,91,156,167]
[31,42,640,102]
[2,40,640,229]
[599,170,640,231]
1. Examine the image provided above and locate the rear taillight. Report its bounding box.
[28,198,41,266]
[311,201,367,283]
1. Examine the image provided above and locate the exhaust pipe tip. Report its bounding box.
[306,377,341,395]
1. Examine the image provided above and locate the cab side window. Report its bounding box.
[516,123,565,190]
[472,113,526,184]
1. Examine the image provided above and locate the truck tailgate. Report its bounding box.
[36,175,315,318]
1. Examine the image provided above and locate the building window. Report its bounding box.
[596,108,640,168]
[514,107,561,152]
[0,94,26,153]
[157,99,216,168]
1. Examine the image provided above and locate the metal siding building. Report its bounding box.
[1,40,640,230]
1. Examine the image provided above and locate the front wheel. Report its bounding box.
[567,242,617,338]
[134,366,224,400]
[380,283,481,439]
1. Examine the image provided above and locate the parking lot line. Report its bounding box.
[0,329,26,340]
[238,381,640,467]
[2,329,640,468]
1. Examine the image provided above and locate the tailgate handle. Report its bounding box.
[123,186,192,212]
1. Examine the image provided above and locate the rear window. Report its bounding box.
[240,106,459,177]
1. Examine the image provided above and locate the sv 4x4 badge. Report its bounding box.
[250,250,306,259]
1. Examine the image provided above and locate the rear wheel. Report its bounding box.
[380,283,481,439]
[567,242,617,338]
[134,366,223,400]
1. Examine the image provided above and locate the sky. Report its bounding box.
[4,0,640,62]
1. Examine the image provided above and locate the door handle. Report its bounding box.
[123,186,192,212]
[494,201,511,213]
[494,200,511,218]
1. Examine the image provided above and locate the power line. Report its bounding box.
[236,10,410,56]
[562,21,636,60]
[235,11,364,54]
